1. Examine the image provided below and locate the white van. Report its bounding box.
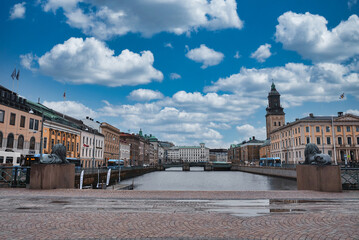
[0,151,21,166]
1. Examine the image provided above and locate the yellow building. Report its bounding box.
[26,101,81,158]
[270,112,359,164]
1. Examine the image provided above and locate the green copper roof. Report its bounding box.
[271,82,276,90]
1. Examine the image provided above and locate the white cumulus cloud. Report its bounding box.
[236,124,266,142]
[251,44,272,63]
[10,2,26,20]
[205,62,359,107]
[43,100,97,119]
[186,44,224,69]
[170,73,181,80]
[40,0,243,39]
[346,109,359,115]
[275,11,359,63]
[21,37,163,87]
[128,89,164,101]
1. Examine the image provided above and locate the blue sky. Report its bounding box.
[1,0,359,148]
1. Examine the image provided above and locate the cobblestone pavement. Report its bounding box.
[0,189,359,239]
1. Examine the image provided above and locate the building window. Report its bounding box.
[6,133,14,149]
[29,137,35,150]
[274,122,276,126]
[51,139,54,149]
[316,137,321,145]
[34,120,39,131]
[44,137,47,149]
[338,137,342,145]
[306,137,310,144]
[346,126,350,132]
[316,126,320,132]
[348,137,352,145]
[0,110,4,123]
[295,128,297,134]
[20,116,25,128]
[327,137,331,145]
[17,135,24,149]
[328,150,332,157]
[356,126,359,132]
[326,126,330,132]
[278,122,281,126]
[0,131,2,148]
[77,143,79,152]
[10,113,16,126]
[29,118,34,129]
[306,126,309,133]
[337,126,341,132]
[357,137,359,145]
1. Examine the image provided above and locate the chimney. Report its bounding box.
[252,136,255,140]
[309,113,314,118]
[338,112,343,117]
[295,118,299,121]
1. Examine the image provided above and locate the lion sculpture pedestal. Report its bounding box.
[29,144,75,189]
[296,143,342,192]
[29,164,75,189]
[296,165,342,192]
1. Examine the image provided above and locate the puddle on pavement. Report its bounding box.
[51,200,70,204]
[206,199,311,217]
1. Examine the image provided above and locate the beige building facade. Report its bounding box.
[101,122,121,162]
[270,113,359,164]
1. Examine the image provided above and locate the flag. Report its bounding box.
[63,91,66,99]
[16,69,20,80]
[339,93,344,99]
[11,68,16,80]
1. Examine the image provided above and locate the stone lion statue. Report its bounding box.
[303,143,331,165]
[40,144,69,164]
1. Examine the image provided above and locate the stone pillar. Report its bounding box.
[296,165,342,192]
[30,164,75,189]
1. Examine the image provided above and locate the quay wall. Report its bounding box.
[231,165,297,179]
[75,167,157,188]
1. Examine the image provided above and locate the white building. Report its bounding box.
[167,143,209,162]
[119,140,130,166]
[80,129,104,168]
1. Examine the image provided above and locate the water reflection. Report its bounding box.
[120,167,297,191]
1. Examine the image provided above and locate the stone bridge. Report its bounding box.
[159,162,232,171]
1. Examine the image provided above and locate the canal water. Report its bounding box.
[120,167,297,191]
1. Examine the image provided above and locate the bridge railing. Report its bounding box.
[341,167,359,190]
[0,166,31,187]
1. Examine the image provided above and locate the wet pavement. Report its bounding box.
[0,189,359,239]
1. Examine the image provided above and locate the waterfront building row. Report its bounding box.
[0,85,175,167]
[261,83,359,165]
[228,137,264,165]
[167,143,210,162]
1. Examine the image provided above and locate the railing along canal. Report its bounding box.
[0,166,30,188]
[341,167,359,190]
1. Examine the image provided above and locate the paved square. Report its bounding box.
[0,189,358,239]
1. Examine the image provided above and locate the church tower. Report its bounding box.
[265,82,285,139]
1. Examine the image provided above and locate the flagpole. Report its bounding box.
[63,90,66,119]
[16,69,20,94]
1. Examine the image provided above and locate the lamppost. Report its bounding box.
[30,109,44,159]
[92,130,96,168]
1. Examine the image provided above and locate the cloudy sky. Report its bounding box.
[1,0,359,148]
